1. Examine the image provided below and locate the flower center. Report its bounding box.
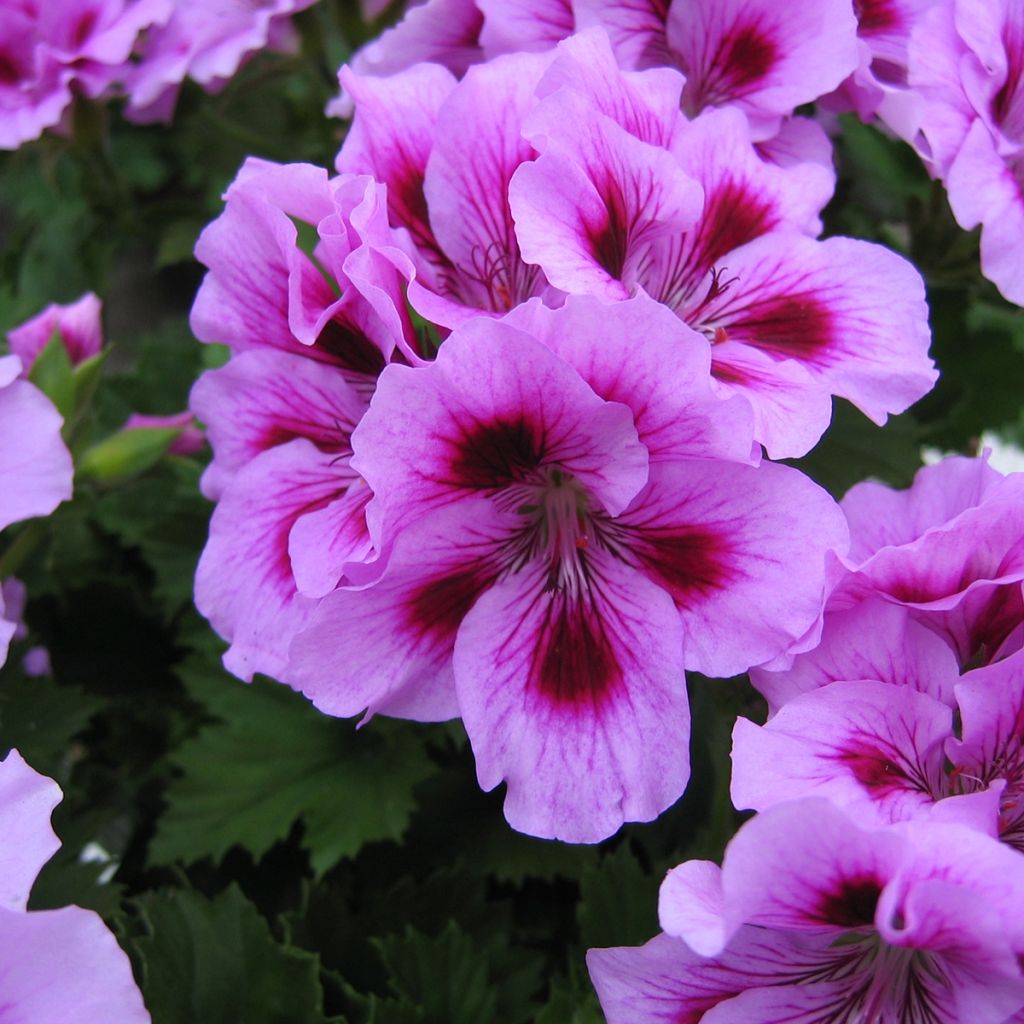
[499,468,596,597]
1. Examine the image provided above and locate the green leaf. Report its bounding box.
[91,459,209,617]
[27,329,75,421]
[577,844,659,951]
[77,426,181,482]
[535,978,604,1024]
[0,670,102,773]
[149,658,435,875]
[374,921,543,1024]
[131,884,338,1024]
[70,347,109,422]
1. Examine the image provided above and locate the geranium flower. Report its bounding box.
[7,292,103,372]
[906,0,1024,303]
[124,0,316,122]
[287,295,846,841]
[0,0,169,149]
[336,50,565,329]
[830,455,1024,666]
[737,642,1024,848]
[0,749,150,1021]
[509,32,936,458]
[190,160,414,680]
[589,799,1024,1023]
[0,354,73,538]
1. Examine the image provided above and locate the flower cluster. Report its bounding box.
[0,749,150,1022]
[191,18,942,846]
[588,453,1024,1022]
[0,0,316,148]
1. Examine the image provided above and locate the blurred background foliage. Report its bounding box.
[1,2,1023,1021]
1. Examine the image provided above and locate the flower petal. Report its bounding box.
[618,460,848,677]
[667,0,859,134]
[0,750,61,912]
[513,104,704,302]
[454,544,689,842]
[0,375,73,532]
[286,500,508,722]
[0,904,151,1023]
[731,679,951,826]
[686,232,936,426]
[336,62,457,268]
[195,440,351,681]
[749,598,962,713]
[190,348,367,499]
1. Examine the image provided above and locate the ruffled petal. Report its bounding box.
[617,460,848,677]
[454,545,689,842]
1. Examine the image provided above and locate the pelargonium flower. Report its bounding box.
[190,159,416,681]
[735,640,1024,851]
[822,0,940,130]
[828,454,1024,666]
[0,353,73,538]
[287,295,847,842]
[122,411,205,456]
[906,0,1024,303]
[124,0,317,122]
[0,0,169,149]
[588,799,1024,1023]
[0,749,151,1021]
[567,0,861,137]
[509,31,936,459]
[7,291,103,371]
[336,49,565,329]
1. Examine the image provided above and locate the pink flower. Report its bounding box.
[0,354,73,538]
[287,295,847,841]
[576,0,860,138]
[336,50,562,329]
[906,0,1024,303]
[122,411,205,456]
[588,799,1024,1023]
[0,0,169,149]
[0,749,151,1022]
[509,33,936,459]
[190,159,415,681]
[737,637,1024,851]
[124,0,316,122]
[830,454,1024,666]
[7,292,103,372]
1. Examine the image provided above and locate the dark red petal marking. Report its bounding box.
[687,179,775,278]
[728,293,836,365]
[816,876,884,929]
[632,527,739,607]
[684,22,778,112]
[532,595,620,708]
[406,570,488,649]
[71,7,99,47]
[833,741,913,794]
[853,0,900,36]
[992,20,1024,141]
[0,52,23,85]
[587,181,633,281]
[315,319,388,378]
[446,415,545,490]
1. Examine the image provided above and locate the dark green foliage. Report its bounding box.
[129,885,340,1024]
[150,662,435,875]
